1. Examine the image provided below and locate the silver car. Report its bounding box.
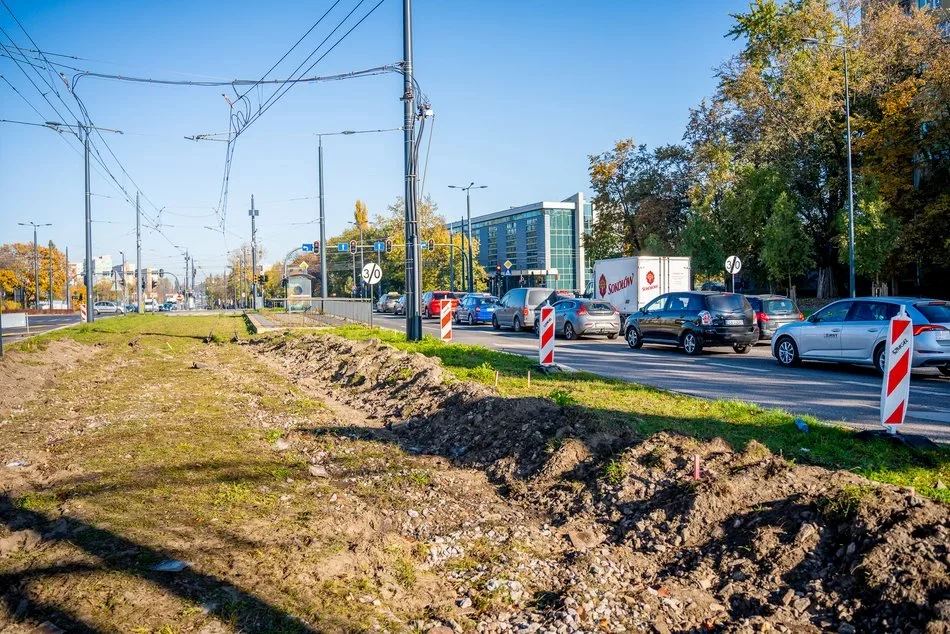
[93,301,124,315]
[772,297,950,375]
[376,292,401,313]
[533,299,620,339]
[492,287,559,332]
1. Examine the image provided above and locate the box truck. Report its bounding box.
[590,256,692,319]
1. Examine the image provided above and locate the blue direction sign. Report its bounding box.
[301,243,313,253]
[420,240,428,251]
[373,240,386,252]
[337,243,349,253]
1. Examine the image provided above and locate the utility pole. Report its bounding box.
[136,192,143,313]
[403,0,422,341]
[184,250,190,306]
[318,137,328,299]
[119,250,127,309]
[84,124,94,322]
[17,221,50,310]
[48,241,55,310]
[249,195,259,309]
[65,246,70,311]
[448,228,454,292]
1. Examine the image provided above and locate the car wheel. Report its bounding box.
[607,333,618,340]
[513,316,523,332]
[775,336,800,368]
[939,365,950,377]
[454,311,461,325]
[733,343,752,354]
[422,306,429,319]
[625,326,643,349]
[533,319,540,336]
[682,331,703,356]
[469,313,475,326]
[492,315,500,330]
[874,343,887,376]
[564,322,577,340]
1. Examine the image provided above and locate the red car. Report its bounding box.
[421,291,459,318]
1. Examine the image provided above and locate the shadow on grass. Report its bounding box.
[0,493,319,633]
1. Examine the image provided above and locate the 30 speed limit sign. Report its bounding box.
[725,255,742,275]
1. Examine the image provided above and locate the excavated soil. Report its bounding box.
[0,340,95,417]
[252,333,950,634]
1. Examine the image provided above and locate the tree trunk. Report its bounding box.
[816,266,838,299]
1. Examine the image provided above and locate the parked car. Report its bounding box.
[376,291,402,313]
[421,291,459,318]
[745,294,804,342]
[93,301,124,315]
[772,297,950,375]
[623,291,758,355]
[492,287,559,332]
[534,299,620,340]
[392,294,407,316]
[455,294,499,325]
[143,299,158,313]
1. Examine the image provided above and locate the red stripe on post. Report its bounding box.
[886,349,910,397]
[891,318,911,345]
[884,399,905,425]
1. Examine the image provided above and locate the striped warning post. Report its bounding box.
[80,303,87,323]
[439,299,452,342]
[539,306,555,366]
[880,309,913,431]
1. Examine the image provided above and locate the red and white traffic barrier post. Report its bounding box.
[881,307,913,433]
[439,299,452,342]
[539,306,555,366]
[80,303,87,323]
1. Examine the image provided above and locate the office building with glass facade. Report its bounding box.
[448,193,594,294]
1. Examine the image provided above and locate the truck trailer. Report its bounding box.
[590,256,692,319]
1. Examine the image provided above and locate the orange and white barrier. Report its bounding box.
[439,299,452,342]
[539,306,555,366]
[80,303,87,323]
[881,308,913,431]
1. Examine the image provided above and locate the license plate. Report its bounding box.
[726,319,744,326]
[936,330,950,340]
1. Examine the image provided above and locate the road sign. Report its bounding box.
[539,306,555,366]
[361,262,382,285]
[504,269,511,276]
[725,255,742,274]
[881,308,913,431]
[439,299,452,343]
[337,243,348,253]
[301,243,313,253]
[300,261,308,270]
[504,259,512,270]
[420,240,427,251]
[373,240,386,252]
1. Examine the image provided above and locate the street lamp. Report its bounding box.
[448,183,487,294]
[18,221,52,310]
[801,37,856,298]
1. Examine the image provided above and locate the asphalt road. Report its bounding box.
[0,312,121,344]
[372,312,950,442]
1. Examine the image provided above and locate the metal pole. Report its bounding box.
[120,251,127,309]
[403,0,422,340]
[359,226,365,299]
[136,192,143,313]
[844,46,856,299]
[466,188,474,294]
[32,224,39,310]
[449,229,454,291]
[65,246,70,311]
[318,137,328,299]
[49,241,55,310]
[84,124,94,323]
[249,195,259,309]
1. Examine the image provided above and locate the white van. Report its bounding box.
[143,299,158,313]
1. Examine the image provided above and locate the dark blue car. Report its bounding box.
[455,294,499,325]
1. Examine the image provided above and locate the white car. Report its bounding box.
[772,297,950,375]
[93,301,124,315]
[143,299,159,313]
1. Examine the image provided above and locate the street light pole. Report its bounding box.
[449,182,487,294]
[403,0,423,341]
[48,240,55,310]
[18,221,52,310]
[119,250,127,309]
[802,37,856,298]
[249,195,259,309]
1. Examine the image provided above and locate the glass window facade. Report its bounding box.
[548,208,575,291]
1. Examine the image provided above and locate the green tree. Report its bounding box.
[679,209,726,280]
[838,182,899,285]
[762,192,814,293]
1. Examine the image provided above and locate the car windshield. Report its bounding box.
[587,302,614,312]
[706,294,747,313]
[527,289,553,306]
[916,302,950,323]
[764,299,795,313]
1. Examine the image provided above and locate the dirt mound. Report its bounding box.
[253,333,950,633]
[0,339,93,417]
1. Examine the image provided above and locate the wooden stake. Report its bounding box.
[527,370,531,387]
[693,454,701,480]
[494,370,499,388]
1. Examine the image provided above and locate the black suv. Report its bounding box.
[623,291,758,355]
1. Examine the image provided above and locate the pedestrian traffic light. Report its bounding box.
[313,241,320,254]
[385,239,392,253]
[427,238,435,251]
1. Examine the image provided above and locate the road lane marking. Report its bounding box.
[908,411,950,423]
[705,362,751,371]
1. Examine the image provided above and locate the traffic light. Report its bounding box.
[349,239,357,252]
[141,279,146,290]
[313,241,320,254]
[427,238,435,251]
[151,280,157,290]
[385,239,392,253]
[159,268,164,278]
[281,277,288,288]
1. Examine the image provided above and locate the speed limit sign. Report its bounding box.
[725,255,742,274]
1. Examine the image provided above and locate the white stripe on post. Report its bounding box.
[80,303,87,323]
[440,299,452,342]
[539,306,555,366]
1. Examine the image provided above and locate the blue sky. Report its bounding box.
[1,0,749,279]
